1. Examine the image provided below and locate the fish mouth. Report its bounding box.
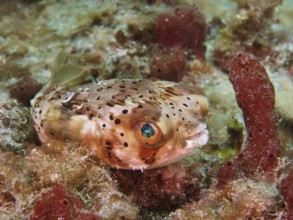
[186,124,209,148]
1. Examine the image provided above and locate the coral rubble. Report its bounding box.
[213,0,283,70]
[0,140,138,219]
[166,179,281,220]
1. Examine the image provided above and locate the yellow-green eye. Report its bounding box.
[134,121,161,148]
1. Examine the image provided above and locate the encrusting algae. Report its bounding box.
[31,79,208,170]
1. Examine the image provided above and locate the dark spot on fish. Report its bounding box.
[107,86,112,89]
[132,81,137,84]
[183,103,188,107]
[120,132,124,137]
[97,88,103,91]
[106,101,115,107]
[109,115,114,120]
[96,96,100,100]
[115,119,121,125]
[178,109,182,112]
[119,85,126,89]
[137,104,143,108]
[123,142,128,147]
[39,110,42,114]
[102,124,106,128]
[138,95,143,98]
[89,113,94,120]
[166,114,169,118]
[105,141,111,145]
[187,97,191,100]
[122,109,128,114]
[182,117,185,121]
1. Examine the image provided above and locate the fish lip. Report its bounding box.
[186,124,209,148]
[186,129,207,140]
[186,123,208,140]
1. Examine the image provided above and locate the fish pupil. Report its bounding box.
[141,124,155,138]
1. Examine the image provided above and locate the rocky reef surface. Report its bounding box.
[0,0,292,219]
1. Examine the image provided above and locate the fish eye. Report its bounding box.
[134,121,161,148]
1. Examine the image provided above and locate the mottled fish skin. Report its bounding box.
[31,79,208,170]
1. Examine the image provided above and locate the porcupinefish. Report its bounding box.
[31,79,208,170]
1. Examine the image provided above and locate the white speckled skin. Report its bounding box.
[31,79,208,170]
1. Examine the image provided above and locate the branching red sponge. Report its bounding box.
[153,7,206,59]
[217,53,281,184]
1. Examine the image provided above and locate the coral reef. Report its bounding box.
[217,53,281,183]
[0,0,292,219]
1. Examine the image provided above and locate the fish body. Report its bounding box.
[31,79,208,170]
